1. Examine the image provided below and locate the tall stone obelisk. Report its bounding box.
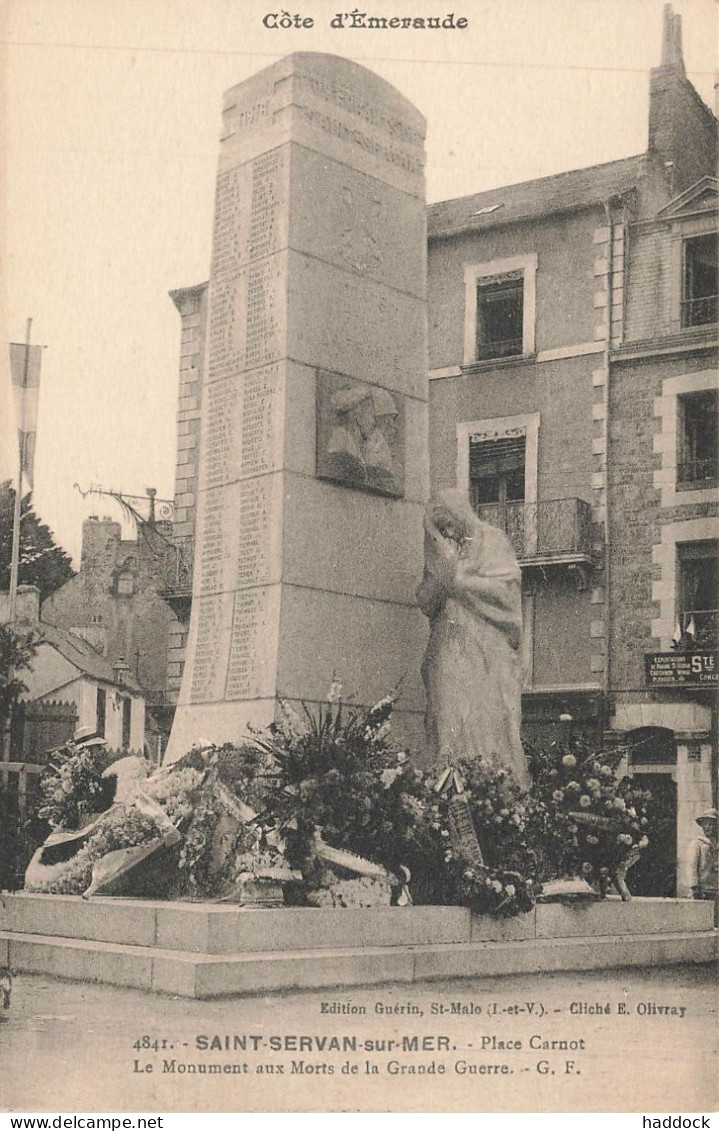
[165,53,428,762]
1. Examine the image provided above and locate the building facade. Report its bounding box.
[606,13,717,896]
[41,513,180,753]
[162,6,717,893]
[427,6,717,894]
[427,154,662,746]
[2,584,146,759]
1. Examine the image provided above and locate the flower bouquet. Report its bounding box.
[526,738,652,899]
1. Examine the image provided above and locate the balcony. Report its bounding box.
[158,537,194,619]
[475,497,596,575]
[680,294,718,328]
[677,457,719,487]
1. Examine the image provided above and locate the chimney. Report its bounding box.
[648,5,718,195]
[659,4,685,75]
[80,514,122,574]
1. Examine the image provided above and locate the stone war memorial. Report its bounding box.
[1,53,716,1000]
[165,52,429,762]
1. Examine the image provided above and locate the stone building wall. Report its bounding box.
[607,351,718,691]
[428,209,603,369]
[623,224,674,343]
[41,516,178,706]
[427,203,612,702]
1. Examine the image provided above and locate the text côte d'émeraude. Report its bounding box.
[262,12,469,30]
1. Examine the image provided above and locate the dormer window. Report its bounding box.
[682,233,718,327]
[116,571,135,597]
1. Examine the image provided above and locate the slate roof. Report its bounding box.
[427,154,649,238]
[35,622,143,694]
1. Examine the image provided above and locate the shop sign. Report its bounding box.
[644,651,718,687]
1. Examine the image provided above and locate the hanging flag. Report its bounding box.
[672,621,682,645]
[686,616,696,638]
[10,340,42,489]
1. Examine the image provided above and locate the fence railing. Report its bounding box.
[474,497,595,562]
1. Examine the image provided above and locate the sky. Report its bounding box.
[1,0,717,564]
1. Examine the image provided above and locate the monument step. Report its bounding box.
[1,894,712,953]
[1,927,715,999]
[1,896,472,952]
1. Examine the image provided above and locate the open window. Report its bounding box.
[476,274,524,360]
[677,389,718,486]
[463,254,536,365]
[469,434,527,555]
[469,434,526,508]
[676,540,718,648]
[681,233,718,328]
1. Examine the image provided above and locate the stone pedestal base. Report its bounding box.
[1,894,715,999]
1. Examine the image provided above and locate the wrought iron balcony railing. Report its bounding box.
[677,457,719,485]
[680,294,718,328]
[474,497,595,565]
[158,537,194,610]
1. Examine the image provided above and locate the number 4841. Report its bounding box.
[133,1036,170,1051]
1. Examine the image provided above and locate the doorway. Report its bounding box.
[630,772,678,897]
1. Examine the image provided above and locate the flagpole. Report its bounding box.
[8,318,32,623]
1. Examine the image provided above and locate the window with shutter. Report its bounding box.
[469,435,526,508]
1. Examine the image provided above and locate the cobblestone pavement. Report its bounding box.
[0,963,716,1113]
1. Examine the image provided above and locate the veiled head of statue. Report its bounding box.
[428,490,478,543]
[426,489,520,578]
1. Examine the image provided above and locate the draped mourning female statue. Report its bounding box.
[416,490,530,790]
